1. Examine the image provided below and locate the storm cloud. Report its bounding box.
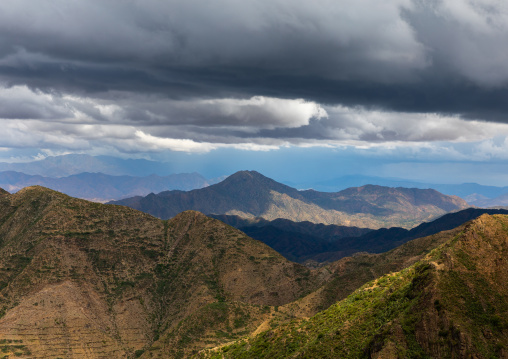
[1,0,508,156]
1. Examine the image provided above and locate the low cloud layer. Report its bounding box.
[2,85,508,163]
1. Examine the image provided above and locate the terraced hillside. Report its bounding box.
[0,186,325,358]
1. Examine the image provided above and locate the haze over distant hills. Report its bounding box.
[467,192,508,208]
[0,171,211,202]
[2,155,508,204]
[0,154,173,177]
[111,170,470,229]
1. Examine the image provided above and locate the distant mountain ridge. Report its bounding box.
[0,154,173,177]
[111,170,470,229]
[290,174,508,203]
[0,171,211,202]
[467,192,508,207]
[3,154,507,203]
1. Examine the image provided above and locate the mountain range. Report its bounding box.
[2,154,508,204]
[0,186,326,358]
[0,171,211,202]
[288,174,508,202]
[0,154,171,177]
[111,170,470,229]
[468,192,508,208]
[1,186,506,358]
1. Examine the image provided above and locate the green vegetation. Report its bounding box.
[0,342,31,358]
[206,263,433,358]
[199,214,508,359]
[155,301,267,358]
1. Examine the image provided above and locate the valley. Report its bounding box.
[213,207,508,263]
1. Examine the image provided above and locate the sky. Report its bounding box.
[1,0,508,185]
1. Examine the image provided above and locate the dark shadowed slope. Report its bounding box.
[307,207,508,263]
[211,208,508,263]
[210,214,373,241]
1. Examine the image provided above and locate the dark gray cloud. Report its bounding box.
[0,0,506,121]
[0,0,425,76]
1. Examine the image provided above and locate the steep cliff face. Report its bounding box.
[206,214,508,359]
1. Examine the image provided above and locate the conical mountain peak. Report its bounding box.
[219,170,290,189]
[228,170,263,178]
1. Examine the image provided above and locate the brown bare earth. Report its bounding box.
[0,186,327,358]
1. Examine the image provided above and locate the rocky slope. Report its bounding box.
[0,186,325,358]
[111,170,470,229]
[204,214,508,358]
[148,215,482,357]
